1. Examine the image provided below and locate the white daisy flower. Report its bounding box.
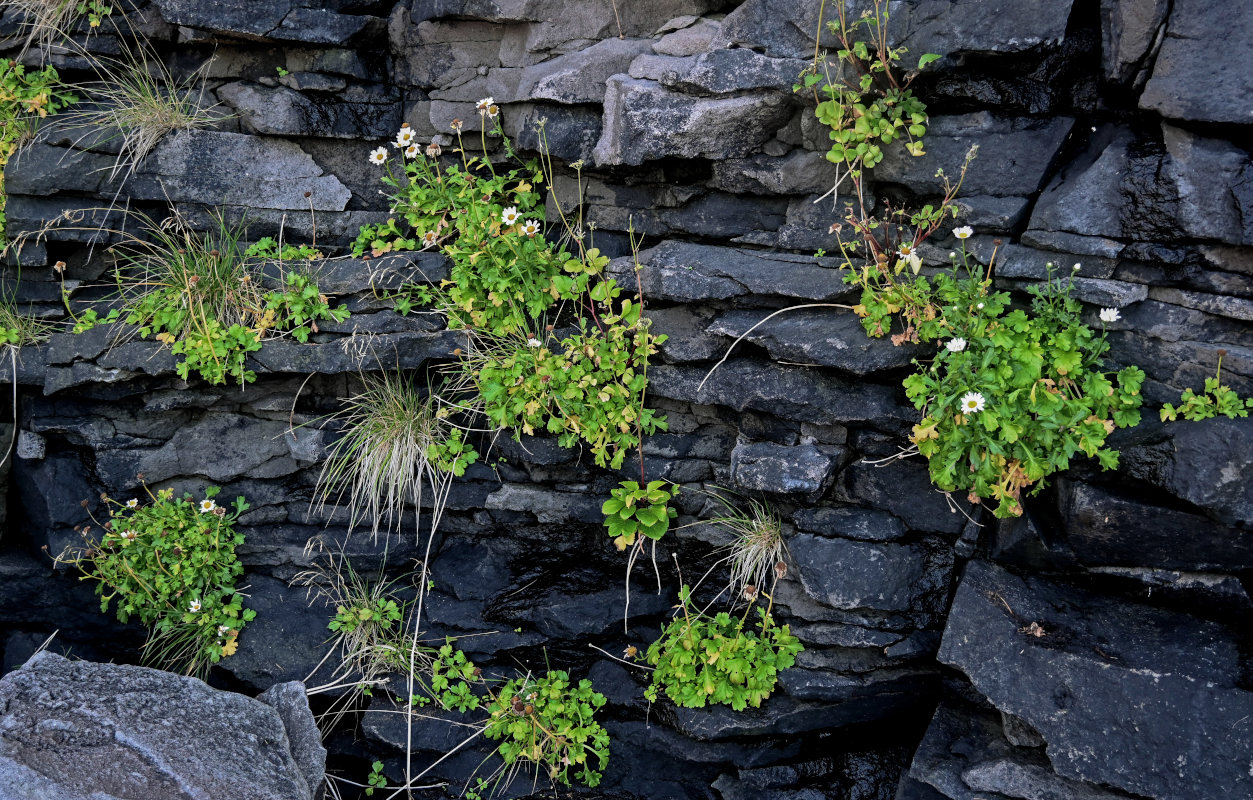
[959,391,986,414]
[486,104,499,119]
[953,226,973,239]
[395,126,415,147]
[476,97,494,113]
[945,338,967,353]
[404,143,419,159]
[976,302,984,309]
[217,624,229,636]
[125,498,139,509]
[198,499,217,514]
[121,530,138,542]
[527,338,542,348]
[368,147,387,166]
[897,242,916,258]
[501,206,520,226]
[422,231,438,247]
[906,251,923,274]
[1099,307,1120,323]
[189,599,201,613]
[521,219,540,236]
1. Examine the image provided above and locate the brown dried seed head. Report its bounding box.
[774,561,788,580]
[304,191,312,198]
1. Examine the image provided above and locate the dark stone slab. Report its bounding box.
[938,560,1253,800]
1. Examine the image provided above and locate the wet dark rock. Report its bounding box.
[709,151,839,196]
[648,306,729,362]
[1116,416,1253,526]
[964,757,1134,800]
[875,114,1074,197]
[517,38,653,103]
[248,330,465,376]
[1140,0,1253,123]
[593,77,792,166]
[789,534,952,615]
[625,241,850,303]
[714,0,832,59]
[1056,480,1253,571]
[1030,124,1253,247]
[939,561,1253,800]
[708,308,926,375]
[893,0,1076,57]
[127,131,352,212]
[650,360,903,428]
[1101,0,1170,85]
[792,506,907,542]
[731,441,842,499]
[153,0,378,45]
[837,460,967,535]
[0,651,321,800]
[629,49,808,95]
[500,103,602,162]
[218,82,402,140]
[220,573,337,692]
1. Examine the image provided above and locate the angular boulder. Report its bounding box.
[593,77,791,166]
[938,561,1253,800]
[0,652,324,800]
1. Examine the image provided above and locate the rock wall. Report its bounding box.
[1,1,1250,798]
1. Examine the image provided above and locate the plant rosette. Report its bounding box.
[602,480,678,550]
[484,670,609,788]
[644,585,802,711]
[897,262,1144,517]
[66,486,255,674]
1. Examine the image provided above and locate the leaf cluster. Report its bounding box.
[885,260,1144,517]
[484,670,609,789]
[64,486,255,675]
[601,480,677,550]
[245,236,324,262]
[355,122,666,469]
[1,60,77,249]
[797,0,936,172]
[1160,366,1253,422]
[69,212,348,385]
[644,586,802,711]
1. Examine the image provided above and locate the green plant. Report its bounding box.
[644,585,801,711]
[61,209,347,385]
[55,485,255,676]
[1,60,77,250]
[353,115,667,471]
[427,640,481,712]
[1160,351,1252,421]
[484,670,609,789]
[893,256,1144,518]
[312,371,478,539]
[0,294,55,348]
[365,761,386,796]
[797,0,937,184]
[245,236,323,262]
[601,479,677,551]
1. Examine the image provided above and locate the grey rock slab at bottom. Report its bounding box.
[938,560,1253,800]
[0,651,322,800]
